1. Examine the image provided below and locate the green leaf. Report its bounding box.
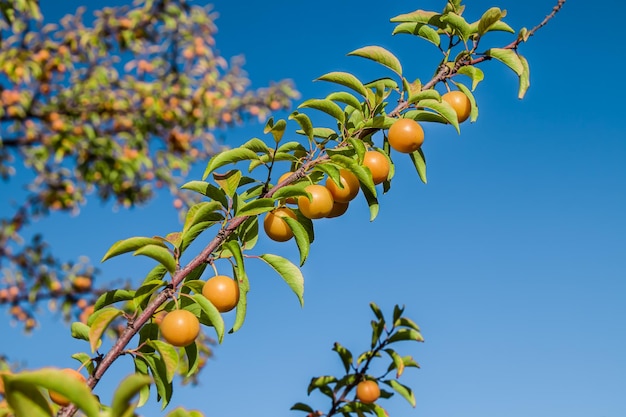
[390,9,438,24]
[101,237,168,262]
[133,244,177,275]
[416,98,460,133]
[486,48,524,76]
[332,342,353,373]
[282,215,311,266]
[264,118,287,143]
[241,138,271,154]
[236,198,275,217]
[142,354,172,409]
[191,294,225,343]
[88,307,123,352]
[229,271,250,334]
[409,149,427,184]
[134,279,166,311]
[133,357,151,407]
[371,319,385,348]
[385,348,405,378]
[202,148,260,179]
[348,45,402,76]
[183,342,200,378]
[384,379,416,407]
[326,91,362,110]
[213,169,241,198]
[388,328,425,344]
[110,373,153,417]
[441,12,471,41]
[477,7,506,36]
[71,352,94,375]
[394,316,422,332]
[288,112,314,141]
[404,109,448,125]
[457,65,485,91]
[94,289,135,311]
[316,71,368,97]
[71,321,90,342]
[180,181,228,208]
[299,99,345,124]
[307,376,337,395]
[518,54,530,99]
[147,340,179,383]
[328,154,377,199]
[290,402,315,413]
[182,201,224,236]
[370,302,385,321]
[223,240,245,283]
[6,368,100,417]
[407,89,441,105]
[259,254,304,306]
[392,23,440,47]
[362,181,379,221]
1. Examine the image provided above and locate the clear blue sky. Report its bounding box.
[1,1,625,416]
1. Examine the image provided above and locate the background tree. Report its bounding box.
[0,0,299,332]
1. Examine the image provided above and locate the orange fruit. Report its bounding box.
[442,90,471,123]
[326,201,349,218]
[277,172,297,204]
[325,169,360,203]
[264,207,297,242]
[356,380,380,404]
[72,276,92,292]
[297,184,334,219]
[159,309,200,347]
[202,275,240,313]
[387,118,424,153]
[362,151,390,185]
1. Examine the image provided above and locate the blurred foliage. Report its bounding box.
[0,0,299,331]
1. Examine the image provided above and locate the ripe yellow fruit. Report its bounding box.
[387,118,424,153]
[297,184,334,219]
[159,309,200,347]
[356,380,380,404]
[202,275,240,313]
[264,207,297,242]
[326,201,349,218]
[277,172,297,204]
[48,369,87,407]
[72,276,92,292]
[362,151,390,185]
[442,90,471,123]
[325,169,360,203]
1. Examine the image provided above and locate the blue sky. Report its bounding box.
[1,1,625,416]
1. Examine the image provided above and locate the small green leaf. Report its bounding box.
[457,65,485,91]
[394,316,422,332]
[182,201,224,236]
[202,148,260,179]
[142,354,172,409]
[71,352,94,375]
[94,289,135,311]
[180,181,228,208]
[147,340,179,383]
[385,348,405,378]
[407,89,441,105]
[101,237,168,263]
[134,279,166,311]
[441,12,471,41]
[133,244,177,275]
[213,169,241,198]
[236,198,275,217]
[71,321,90,342]
[282,215,311,266]
[288,112,314,141]
[370,302,385,321]
[348,45,402,76]
[110,373,153,417]
[371,319,385,348]
[332,342,353,373]
[241,138,270,154]
[384,379,416,407]
[191,294,225,343]
[264,118,287,143]
[518,54,530,99]
[390,9,438,24]
[486,48,524,76]
[307,376,337,395]
[392,22,440,47]
[416,98,460,133]
[316,71,368,97]
[326,91,362,110]
[409,149,427,184]
[388,328,425,344]
[88,307,123,352]
[290,402,315,413]
[229,271,250,334]
[477,7,506,36]
[299,99,345,124]
[259,254,304,306]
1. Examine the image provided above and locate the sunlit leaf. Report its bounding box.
[409,149,427,184]
[88,307,123,352]
[518,54,530,99]
[180,181,228,207]
[477,7,506,36]
[289,112,314,141]
[326,91,362,110]
[259,254,304,306]
[101,237,168,263]
[202,148,260,179]
[388,328,425,344]
[486,48,524,75]
[384,379,416,407]
[457,65,485,91]
[333,342,354,373]
[147,340,179,383]
[316,71,368,97]
[392,22,440,47]
[133,244,177,275]
[385,348,405,378]
[416,98,460,133]
[299,99,345,124]
[236,198,275,217]
[191,294,225,343]
[451,81,478,123]
[348,45,402,76]
[110,373,153,417]
[94,289,135,311]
